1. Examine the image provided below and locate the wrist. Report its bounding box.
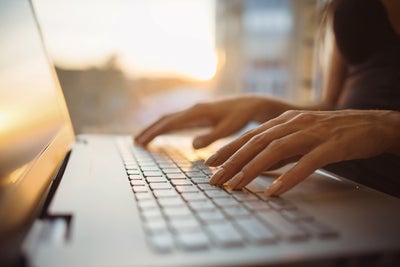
[248,95,292,122]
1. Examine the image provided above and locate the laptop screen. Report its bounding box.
[0,0,74,242]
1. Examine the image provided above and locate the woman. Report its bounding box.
[135,0,400,197]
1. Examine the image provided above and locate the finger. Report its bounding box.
[263,155,301,172]
[204,128,258,166]
[225,132,318,189]
[193,113,253,149]
[205,113,297,166]
[135,109,208,146]
[209,125,309,186]
[265,145,333,196]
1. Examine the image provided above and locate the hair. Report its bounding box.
[317,0,340,48]
[315,0,341,69]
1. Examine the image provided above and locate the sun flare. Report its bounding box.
[34,0,216,81]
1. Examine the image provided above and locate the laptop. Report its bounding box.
[1,0,400,266]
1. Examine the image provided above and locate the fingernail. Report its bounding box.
[226,171,244,189]
[209,168,225,185]
[265,180,283,197]
[204,153,218,166]
[193,138,205,149]
[135,135,146,145]
[134,138,144,146]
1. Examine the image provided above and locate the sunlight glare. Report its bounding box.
[34,0,216,81]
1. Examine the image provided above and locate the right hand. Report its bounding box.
[134,95,292,149]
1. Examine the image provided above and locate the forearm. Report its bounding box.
[385,110,400,156]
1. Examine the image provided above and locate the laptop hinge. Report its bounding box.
[39,151,71,218]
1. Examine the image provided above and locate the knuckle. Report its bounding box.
[242,128,257,139]
[282,110,299,118]
[292,112,316,123]
[248,133,267,148]
[191,102,206,112]
[268,138,287,152]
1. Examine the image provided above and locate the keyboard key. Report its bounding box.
[169,217,201,233]
[138,162,157,167]
[146,176,166,183]
[197,210,226,223]
[181,192,208,202]
[153,190,179,198]
[188,200,215,211]
[158,163,177,169]
[231,192,260,202]
[298,220,338,239]
[213,198,240,208]
[149,182,172,190]
[197,184,220,191]
[163,207,192,218]
[223,206,250,218]
[234,217,277,244]
[255,193,270,201]
[191,177,210,184]
[267,198,296,211]
[184,171,204,177]
[201,169,214,175]
[148,233,174,253]
[175,185,200,193]
[162,167,182,174]
[180,166,200,172]
[127,170,140,175]
[205,190,231,199]
[157,197,185,208]
[130,180,145,186]
[135,192,154,201]
[243,201,271,211]
[256,210,309,241]
[166,173,187,179]
[206,222,244,247]
[141,209,163,220]
[176,231,210,251]
[144,220,169,234]
[143,171,164,177]
[245,180,265,193]
[141,166,161,171]
[125,164,139,170]
[137,199,159,210]
[170,179,193,186]
[129,174,144,181]
[281,209,313,222]
[132,185,149,193]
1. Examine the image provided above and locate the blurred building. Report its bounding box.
[56,56,132,133]
[215,0,319,102]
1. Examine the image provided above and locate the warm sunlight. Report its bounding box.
[34,0,217,81]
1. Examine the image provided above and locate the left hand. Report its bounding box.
[205,109,399,196]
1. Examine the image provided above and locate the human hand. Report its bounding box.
[205,109,400,196]
[135,95,290,149]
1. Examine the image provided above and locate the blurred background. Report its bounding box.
[33,0,321,134]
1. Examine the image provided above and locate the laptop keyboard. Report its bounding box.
[117,139,338,253]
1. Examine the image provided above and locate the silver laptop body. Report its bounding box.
[1,1,399,266]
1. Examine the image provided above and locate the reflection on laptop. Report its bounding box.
[0,0,399,267]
